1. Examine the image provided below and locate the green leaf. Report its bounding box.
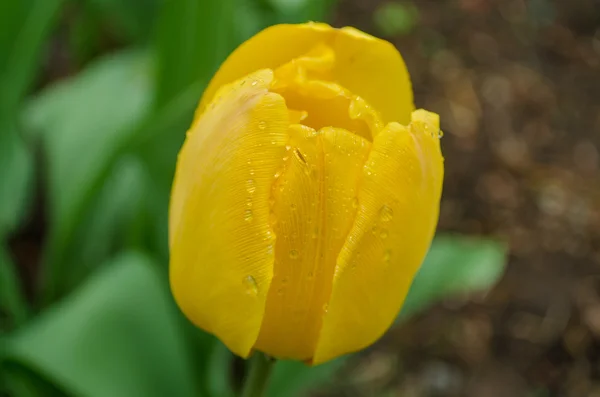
[53,155,149,292]
[81,0,159,43]
[0,0,65,114]
[373,2,419,37]
[0,122,33,237]
[399,234,507,320]
[154,0,234,108]
[22,51,154,299]
[0,0,64,238]
[265,0,337,22]
[4,252,198,397]
[267,358,346,397]
[0,243,27,329]
[206,342,235,397]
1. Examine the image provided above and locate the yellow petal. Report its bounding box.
[169,69,289,357]
[313,110,444,364]
[253,125,371,360]
[197,23,413,125]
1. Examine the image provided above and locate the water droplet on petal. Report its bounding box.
[243,275,258,296]
[352,197,359,208]
[383,249,392,263]
[379,205,394,222]
[289,249,299,259]
[380,229,389,239]
[246,179,256,194]
[258,120,267,130]
[244,209,253,222]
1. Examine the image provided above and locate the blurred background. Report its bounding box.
[0,0,598,396]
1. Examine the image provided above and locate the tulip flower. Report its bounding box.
[169,22,444,365]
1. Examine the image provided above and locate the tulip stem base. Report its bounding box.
[241,352,275,397]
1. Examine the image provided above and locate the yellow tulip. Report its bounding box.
[169,23,444,365]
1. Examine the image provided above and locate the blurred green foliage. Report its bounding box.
[0,0,505,396]
[373,1,419,37]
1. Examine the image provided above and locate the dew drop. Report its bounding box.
[258,120,267,130]
[383,249,392,263]
[269,211,278,226]
[244,209,253,222]
[243,275,258,296]
[322,303,329,313]
[348,96,366,120]
[438,129,444,138]
[352,197,359,208]
[251,81,258,87]
[380,229,389,239]
[246,179,256,194]
[379,205,394,222]
[289,249,299,259]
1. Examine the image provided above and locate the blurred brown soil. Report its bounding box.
[329,0,600,396]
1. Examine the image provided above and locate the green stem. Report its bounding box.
[241,352,275,397]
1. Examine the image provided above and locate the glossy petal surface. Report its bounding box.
[254,125,371,360]
[169,70,288,358]
[197,23,414,124]
[313,110,444,364]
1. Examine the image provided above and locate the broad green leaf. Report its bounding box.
[206,341,235,397]
[4,252,198,397]
[399,234,507,320]
[81,0,158,43]
[54,155,149,292]
[0,0,63,237]
[0,123,33,237]
[0,0,64,114]
[22,51,153,298]
[265,0,336,22]
[267,358,346,397]
[0,244,27,330]
[154,0,234,108]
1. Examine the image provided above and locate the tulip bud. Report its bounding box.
[169,23,444,364]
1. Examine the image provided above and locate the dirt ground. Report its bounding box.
[327,0,600,396]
